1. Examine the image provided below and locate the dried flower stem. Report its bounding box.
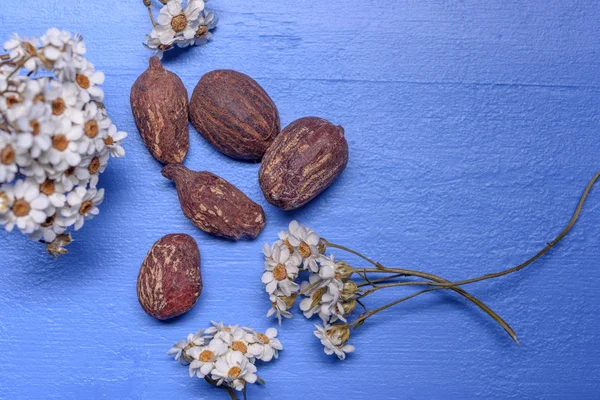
[144,0,157,26]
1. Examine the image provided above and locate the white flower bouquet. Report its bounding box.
[262,172,600,360]
[0,28,126,256]
[169,322,282,399]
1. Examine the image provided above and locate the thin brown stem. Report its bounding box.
[145,2,157,26]
[325,244,517,342]
[356,273,406,287]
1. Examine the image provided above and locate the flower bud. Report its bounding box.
[329,324,351,344]
[342,299,357,315]
[341,280,358,301]
[281,293,298,310]
[318,238,327,254]
[334,261,353,280]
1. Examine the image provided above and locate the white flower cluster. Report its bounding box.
[145,0,218,59]
[262,221,358,360]
[0,28,126,254]
[168,322,282,393]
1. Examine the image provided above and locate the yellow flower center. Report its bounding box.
[171,14,188,33]
[283,238,294,254]
[256,333,270,344]
[40,180,55,196]
[199,350,214,362]
[29,120,40,136]
[33,94,44,104]
[52,98,66,115]
[79,200,93,215]
[41,214,55,228]
[104,136,114,146]
[273,264,287,281]
[84,120,99,138]
[88,157,100,174]
[76,74,90,89]
[227,366,241,378]
[52,134,69,151]
[13,199,30,217]
[6,96,19,108]
[0,145,15,164]
[195,25,208,38]
[298,242,311,258]
[231,341,247,354]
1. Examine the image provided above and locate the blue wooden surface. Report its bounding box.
[1,0,599,398]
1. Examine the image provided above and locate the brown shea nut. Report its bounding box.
[130,56,189,164]
[137,234,202,320]
[189,70,280,160]
[162,164,266,240]
[259,116,349,210]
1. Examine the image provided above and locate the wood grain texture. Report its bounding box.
[259,116,348,210]
[0,0,599,399]
[190,69,280,160]
[131,57,189,164]
[162,164,265,240]
[137,234,202,320]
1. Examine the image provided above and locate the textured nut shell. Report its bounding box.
[137,234,202,320]
[162,164,266,240]
[189,70,280,160]
[130,57,189,164]
[259,116,349,210]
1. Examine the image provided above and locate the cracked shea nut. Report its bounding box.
[137,234,202,320]
[189,70,280,160]
[130,56,189,164]
[162,164,266,240]
[259,116,349,210]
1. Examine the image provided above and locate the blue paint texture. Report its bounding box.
[0,0,599,398]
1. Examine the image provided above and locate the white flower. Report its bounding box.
[247,328,282,362]
[14,102,54,158]
[60,184,104,230]
[262,242,301,296]
[73,59,104,102]
[266,294,293,325]
[205,321,233,338]
[0,179,50,234]
[314,324,355,360]
[104,124,126,158]
[187,339,227,378]
[211,350,258,392]
[155,0,205,45]
[193,9,218,46]
[167,329,209,364]
[3,34,40,72]
[286,220,321,272]
[0,133,19,183]
[43,117,84,170]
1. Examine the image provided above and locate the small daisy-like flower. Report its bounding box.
[43,117,84,170]
[155,0,205,45]
[60,184,104,230]
[247,328,283,362]
[73,60,105,102]
[0,133,19,183]
[314,324,355,360]
[262,242,301,296]
[286,220,321,272]
[167,329,209,364]
[0,178,50,234]
[38,179,66,208]
[266,294,294,325]
[211,350,258,392]
[187,339,228,378]
[103,124,127,158]
[193,9,218,46]
[14,102,54,158]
